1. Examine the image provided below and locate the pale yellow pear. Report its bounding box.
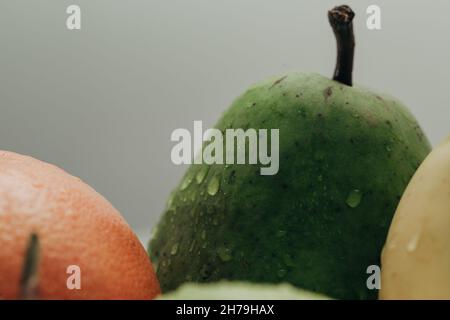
[381,136,450,299]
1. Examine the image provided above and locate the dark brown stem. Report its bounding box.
[328,5,355,86]
[20,233,40,300]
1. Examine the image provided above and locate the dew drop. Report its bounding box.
[180,172,194,190]
[217,247,232,262]
[406,233,421,253]
[346,189,362,208]
[195,166,209,184]
[170,243,179,255]
[207,175,220,196]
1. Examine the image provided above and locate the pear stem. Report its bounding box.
[328,5,355,86]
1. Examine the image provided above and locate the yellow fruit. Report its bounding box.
[380,136,450,299]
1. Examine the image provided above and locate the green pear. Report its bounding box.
[149,5,431,299]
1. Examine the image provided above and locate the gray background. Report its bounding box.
[1,0,449,245]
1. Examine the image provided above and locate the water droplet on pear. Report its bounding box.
[196,166,209,184]
[346,189,362,208]
[217,247,232,262]
[207,175,220,196]
[170,243,179,255]
[180,172,194,190]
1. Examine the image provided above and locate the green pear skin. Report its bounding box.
[150,73,431,299]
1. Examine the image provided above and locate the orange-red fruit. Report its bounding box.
[0,151,160,299]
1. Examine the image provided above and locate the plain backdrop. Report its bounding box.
[1,0,449,245]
